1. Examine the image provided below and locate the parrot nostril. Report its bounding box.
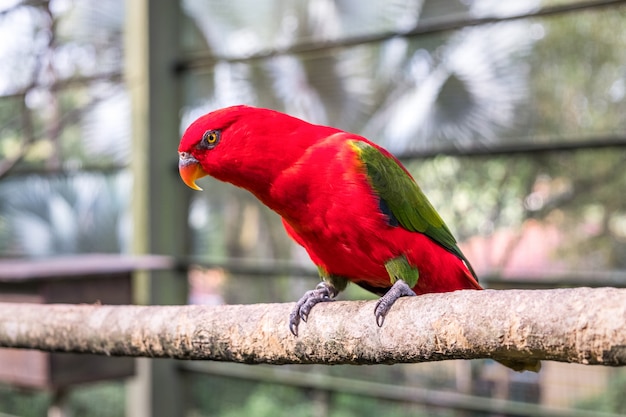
[178,152,200,167]
[179,151,195,162]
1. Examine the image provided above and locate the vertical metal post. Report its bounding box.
[126,1,190,416]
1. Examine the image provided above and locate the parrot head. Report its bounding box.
[178,105,249,191]
[178,105,338,193]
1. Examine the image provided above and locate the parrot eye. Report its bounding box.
[199,129,220,149]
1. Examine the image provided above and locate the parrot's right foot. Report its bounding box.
[374,279,416,327]
[289,282,338,336]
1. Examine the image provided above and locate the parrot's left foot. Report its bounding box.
[374,279,416,327]
[289,282,338,336]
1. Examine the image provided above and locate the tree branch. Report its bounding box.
[0,288,624,366]
[0,95,35,180]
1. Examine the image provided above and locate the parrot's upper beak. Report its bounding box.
[178,152,207,191]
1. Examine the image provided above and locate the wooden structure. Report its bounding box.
[0,254,172,389]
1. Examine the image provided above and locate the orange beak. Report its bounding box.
[178,152,207,191]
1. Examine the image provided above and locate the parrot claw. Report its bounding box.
[289,282,338,336]
[374,279,416,327]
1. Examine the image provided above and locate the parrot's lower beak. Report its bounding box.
[178,152,207,191]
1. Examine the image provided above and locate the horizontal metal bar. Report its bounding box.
[180,361,622,417]
[4,134,625,180]
[395,135,626,160]
[0,71,123,100]
[482,274,626,289]
[184,256,318,278]
[0,254,174,281]
[175,0,626,71]
[184,257,626,288]
[1,164,129,178]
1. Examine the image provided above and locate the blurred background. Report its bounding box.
[1,0,626,416]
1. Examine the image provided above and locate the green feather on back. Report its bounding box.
[350,140,477,281]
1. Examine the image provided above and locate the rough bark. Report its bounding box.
[0,288,624,366]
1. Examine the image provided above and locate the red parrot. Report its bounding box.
[178,105,539,372]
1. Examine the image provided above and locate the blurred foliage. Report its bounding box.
[0,0,130,258]
[575,370,626,414]
[188,374,440,417]
[412,149,626,271]
[529,6,626,139]
[0,172,130,257]
[0,381,124,417]
[0,385,50,417]
[0,0,128,174]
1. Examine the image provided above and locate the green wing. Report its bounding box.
[351,140,477,280]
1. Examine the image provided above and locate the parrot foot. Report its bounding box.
[289,282,338,336]
[374,279,416,327]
